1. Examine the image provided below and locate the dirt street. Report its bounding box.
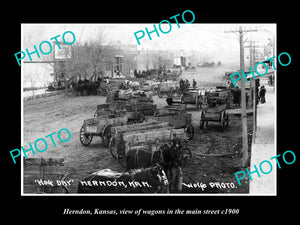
[23,67,251,194]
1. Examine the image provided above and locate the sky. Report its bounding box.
[22,23,276,64]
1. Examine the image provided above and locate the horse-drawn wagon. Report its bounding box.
[174,88,207,108]
[93,103,111,117]
[106,89,153,104]
[199,90,229,129]
[94,102,157,124]
[108,119,191,192]
[199,104,229,129]
[157,81,179,98]
[79,114,128,147]
[145,106,194,140]
[109,120,191,166]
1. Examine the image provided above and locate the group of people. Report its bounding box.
[258,85,266,104]
[255,78,267,104]
[179,78,197,92]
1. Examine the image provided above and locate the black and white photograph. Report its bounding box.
[20,23,276,195]
[4,5,299,220]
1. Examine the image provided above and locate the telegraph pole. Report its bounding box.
[225,26,257,167]
[245,40,259,137]
[245,41,264,141]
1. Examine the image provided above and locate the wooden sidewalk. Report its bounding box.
[249,82,276,195]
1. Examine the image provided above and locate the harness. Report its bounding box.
[129,166,169,194]
[133,145,180,191]
[150,148,165,165]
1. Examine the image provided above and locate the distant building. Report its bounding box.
[23,42,213,88]
[174,56,186,67]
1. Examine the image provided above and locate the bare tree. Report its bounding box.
[151,53,160,69]
[67,28,119,81]
[23,70,38,100]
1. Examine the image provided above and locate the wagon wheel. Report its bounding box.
[135,111,145,123]
[79,126,93,146]
[224,112,229,128]
[101,125,112,147]
[221,111,229,129]
[220,111,225,128]
[199,111,205,130]
[184,124,194,140]
[226,113,229,127]
[109,137,117,159]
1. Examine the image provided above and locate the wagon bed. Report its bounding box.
[80,115,128,147]
[108,121,191,167]
[145,107,194,140]
[94,102,157,123]
[199,103,229,129]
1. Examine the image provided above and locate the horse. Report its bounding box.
[88,81,100,95]
[126,139,183,192]
[77,165,168,193]
[72,78,100,96]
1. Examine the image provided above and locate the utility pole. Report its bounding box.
[246,41,265,140]
[225,26,258,167]
[146,48,149,70]
[245,40,259,141]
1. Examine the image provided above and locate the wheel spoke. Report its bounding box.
[185,124,194,140]
[109,138,117,159]
[118,155,127,167]
[102,125,112,147]
[80,126,93,146]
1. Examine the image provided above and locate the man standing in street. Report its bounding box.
[192,79,197,88]
[259,85,266,104]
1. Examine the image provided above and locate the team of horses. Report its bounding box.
[71,78,101,96]
[78,139,184,193]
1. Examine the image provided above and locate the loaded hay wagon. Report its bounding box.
[109,120,191,167]
[79,114,128,147]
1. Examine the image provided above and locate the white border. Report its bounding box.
[21,23,277,196]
